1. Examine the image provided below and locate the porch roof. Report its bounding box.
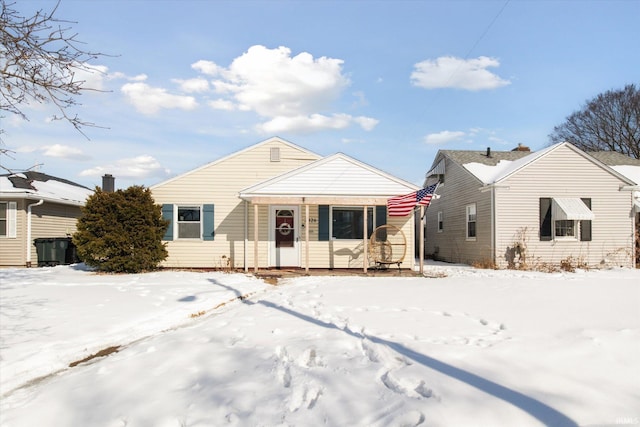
[239,153,419,205]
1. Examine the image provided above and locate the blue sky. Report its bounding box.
[3,0,639,190]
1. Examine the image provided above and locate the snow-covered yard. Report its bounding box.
[1,263,638,427]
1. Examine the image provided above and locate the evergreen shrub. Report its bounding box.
[73,186,169,273]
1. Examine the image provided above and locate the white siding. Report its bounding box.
[424,157,492,264]
[495,144,634,268]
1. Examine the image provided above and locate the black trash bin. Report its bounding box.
[34,237,78,266]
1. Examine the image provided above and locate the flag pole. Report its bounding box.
[419,205,424,274]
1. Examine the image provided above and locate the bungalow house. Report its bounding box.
[423,142,639,269]
[150,137,422,272]
[0,171,94,267]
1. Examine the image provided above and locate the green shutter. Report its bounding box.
[161,204,174,241]
[375,205,387,241]
[375,205,387,227]
[318,205,329,241]
[203,204,215,241]
[540,198,552,241]
[580,198,592,242]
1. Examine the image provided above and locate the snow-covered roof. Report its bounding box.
[460,143,638,186]
[0,172,93,206]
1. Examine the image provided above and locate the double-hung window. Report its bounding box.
[331,207,374,240]
[177,206,201,239]
[0,202,16,238]
[161,203,215,241]
[437,211,444,232]
[0,202,7,237]
[466,204,477,240]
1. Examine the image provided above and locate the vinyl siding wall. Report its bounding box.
[0,200,82,267]
[304,210,414,269]
[495,145,634,268]
[151,140,320,268]
[424,158,492,264]
[0,199,24,266]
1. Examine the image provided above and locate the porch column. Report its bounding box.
[419,205,425,274]
[363,205,368,273]
[305,204,310,273]
[254,203,259,273]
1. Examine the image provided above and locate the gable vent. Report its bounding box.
[270,147,280,162]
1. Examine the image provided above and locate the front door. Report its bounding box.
[270,206,300,268]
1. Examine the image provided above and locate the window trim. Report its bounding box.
[437,211,443,232]
[330,206,375,240]
[0,201,17,238]
[176,205,203,240]
[540,197,592,242]
[554,219,577,240]
[466,203,477,241]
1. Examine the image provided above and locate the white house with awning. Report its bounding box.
[423,142,639,268]
[151,137,423,272]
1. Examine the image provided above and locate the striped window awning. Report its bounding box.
[552,198,595,220]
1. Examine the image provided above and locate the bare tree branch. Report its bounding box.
[1,0,109,140]
[549,84,640,159]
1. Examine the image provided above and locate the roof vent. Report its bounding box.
[486,147,491,157]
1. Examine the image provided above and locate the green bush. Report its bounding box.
[73,186,169,273]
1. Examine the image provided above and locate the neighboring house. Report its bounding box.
[151,137,421,271]
[423,142,639,269]
[588,150,640,266]
[0,171,94,267]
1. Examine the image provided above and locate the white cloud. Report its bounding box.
[424,130,467,145]
[73,64,110,91]
[194,45,377,133]
[257,113,378,134]
[121,82,198,115]
[191,60,222,76]
[353,116,379,131]
[173,77,210,93]
[80,155,171,180]
[41,144,90,161]
[411,56,510,91]
[208,99,236,111]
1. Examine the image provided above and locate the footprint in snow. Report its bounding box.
[289,383,323,412]
[380,371,434,399]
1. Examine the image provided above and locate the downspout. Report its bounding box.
[491,186,496,267]
[244,200,248,272]
[26,199,44,267]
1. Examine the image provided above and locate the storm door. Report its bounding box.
[269,206,300,267]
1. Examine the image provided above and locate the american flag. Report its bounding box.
[387,183,439,216]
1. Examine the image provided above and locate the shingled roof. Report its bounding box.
[438,149,531,167]
[587,151,640,166]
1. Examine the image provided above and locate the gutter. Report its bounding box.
[26,199,44,267]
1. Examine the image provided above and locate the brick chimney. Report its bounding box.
[102,174,115,192]
[512,143,531,152]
